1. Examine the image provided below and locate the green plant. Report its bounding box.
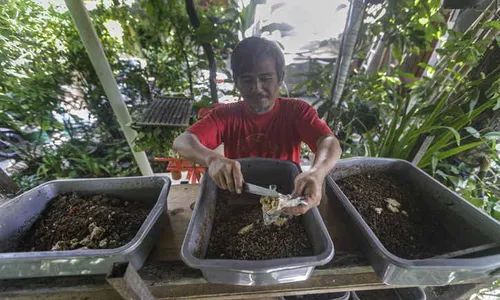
[298,0,499,217]
[132,125,184,157]
[0,0,71,146]
[3,0,241,188]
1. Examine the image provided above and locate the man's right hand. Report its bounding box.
[206,156,243,194]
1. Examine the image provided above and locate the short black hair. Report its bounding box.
[231,37,285,82]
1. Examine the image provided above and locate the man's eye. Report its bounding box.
[242,79,253,84]
[260,76,272,81]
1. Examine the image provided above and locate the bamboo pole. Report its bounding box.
[331,0,366,108]
[64,0,153,176]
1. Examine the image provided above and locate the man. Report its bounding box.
[173,37,341,215]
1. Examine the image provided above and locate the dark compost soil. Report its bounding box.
[16,192,150,251]
[337,172,466,260]
[205,191,313,260]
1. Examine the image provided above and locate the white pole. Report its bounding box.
[64,0,153,176]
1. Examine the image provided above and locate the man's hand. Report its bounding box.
[284,171,324,216]
[207,156,244,194]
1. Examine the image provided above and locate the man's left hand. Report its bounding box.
[283,170,324,216]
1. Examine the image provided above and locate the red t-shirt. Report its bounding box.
[187,98,333,164]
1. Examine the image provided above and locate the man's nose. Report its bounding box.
[250,79,263,93]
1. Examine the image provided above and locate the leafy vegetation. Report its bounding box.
[296,0,500,218]
[0,0,239,189]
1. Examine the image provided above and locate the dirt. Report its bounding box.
[16,192,150,251]
[337,172,464,260]
[205,191,313,260]
[355,290,402,300]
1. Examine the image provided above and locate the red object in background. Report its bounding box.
[171,170,182,180]
[154,157,205,184]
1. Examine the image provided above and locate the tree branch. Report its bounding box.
[185,0,219,103]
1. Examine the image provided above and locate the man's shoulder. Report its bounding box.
[278,98,315,112]
[212,101,244,115]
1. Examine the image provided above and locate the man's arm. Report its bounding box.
[286,134,342,215]
[172,132,243,193]
[309,134,342,178]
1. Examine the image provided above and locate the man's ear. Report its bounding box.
[234,77,241,91]
[278,70,285,83]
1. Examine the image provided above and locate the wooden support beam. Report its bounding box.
[106,262,155,300]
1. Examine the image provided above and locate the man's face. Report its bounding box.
[235,58,281,114]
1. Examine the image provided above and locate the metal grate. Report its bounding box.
[138,97,193,127]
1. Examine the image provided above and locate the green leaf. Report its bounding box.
[430,13,446,24]
[465,127,480,138]
[484,132,500,140]
[483,20,500,30]
[436,169,448,179]
[437,141,486,160]
[493,203,500,221]
[431,155,438,174]
[195,22,217,44]
[396,70,416,79]
[468,89,479,114]
[493,99,500,111]
[418,17,429,25]
[426,126,462,146]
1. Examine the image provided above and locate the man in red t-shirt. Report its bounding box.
[173,37,341,215]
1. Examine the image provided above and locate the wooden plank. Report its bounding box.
[149,271,388,299]
[106,262,155,300]
[149,184,200,261]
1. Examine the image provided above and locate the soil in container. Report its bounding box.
[15,192,150,251]
[205,191,313,260]
[337,172,469,259]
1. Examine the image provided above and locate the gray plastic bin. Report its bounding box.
[0,176,170,279]
[181,158,334,286]
[327,157,500,286]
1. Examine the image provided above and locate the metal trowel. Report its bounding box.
[243,183,307,225]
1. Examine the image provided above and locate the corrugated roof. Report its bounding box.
[139,97,193,127]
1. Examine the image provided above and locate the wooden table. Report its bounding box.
[0,185,485,299]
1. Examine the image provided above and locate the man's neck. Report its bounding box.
[246,99,278,115]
